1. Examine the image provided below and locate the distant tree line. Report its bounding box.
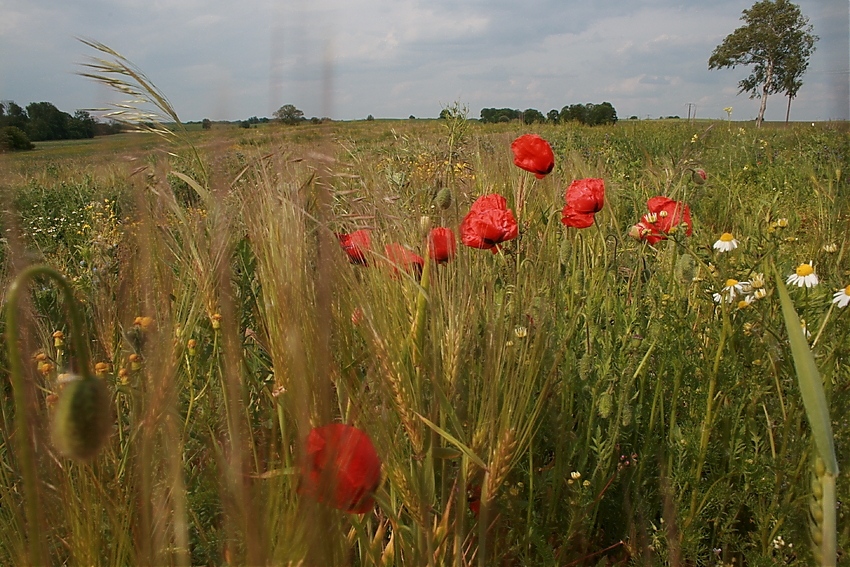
[477,102,618,126]
[1,100,123,152]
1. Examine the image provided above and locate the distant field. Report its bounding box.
[1,117,848,566]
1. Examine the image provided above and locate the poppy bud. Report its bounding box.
[691,168,707,185]
[435,187,453,210]
[51,374,112,460]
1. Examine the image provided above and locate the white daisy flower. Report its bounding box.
[737,295,755,309]
[753,288,767,300]
[833,284,850,308]
[713,232,738,252]
[786,262,818,288]
[750,273,765,289]
[713,279,744,303]
[822,243,838,253]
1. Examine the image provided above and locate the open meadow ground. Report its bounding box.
[0,117,849,566]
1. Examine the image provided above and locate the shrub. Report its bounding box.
[0,126,34,152]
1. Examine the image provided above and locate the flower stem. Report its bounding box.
[685,305,729,528]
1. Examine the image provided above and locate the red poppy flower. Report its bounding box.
[629,197,692,245]
[428,227,457,263]
[561,178,605,229]
[468,484,482,517]
[628,220,664,245]
[385,243,424,277]
[300,423,382,514]
[460,194,518,253]
[561,207,596,228]
[337,229,372,265]
[647,196,692,236]
[566,178,605,214]
[511,134,555,179]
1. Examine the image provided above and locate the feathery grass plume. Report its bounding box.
[76,38,208,184]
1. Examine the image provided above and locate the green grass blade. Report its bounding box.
[773,270,838,475]
[417,413,487,470]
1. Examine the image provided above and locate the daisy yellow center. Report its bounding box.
[844,284,850,295]
[725,279,739,287]
[737,300,750,309]
[795,264,814,277]
[720,233,734,242]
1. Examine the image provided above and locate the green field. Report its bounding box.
[1,115,849,566]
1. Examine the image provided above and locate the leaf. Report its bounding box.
[171,171,212,205]
[416,413,487,470]
[774,269,838,475]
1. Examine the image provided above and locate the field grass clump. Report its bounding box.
[0,101,848,566]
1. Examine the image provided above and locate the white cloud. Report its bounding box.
[0,0,845,120]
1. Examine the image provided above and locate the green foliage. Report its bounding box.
[560,102,618,125]
[0,101,99,142]
[709,0,817,126]
[0,126,34,151]
[273,104,305,125]
[522,108,546,124]
[479,107,521,123]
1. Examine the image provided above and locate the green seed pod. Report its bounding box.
[434,187,453,210]
[597,390,613,419]
[52,374,112,461]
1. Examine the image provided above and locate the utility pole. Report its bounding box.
[686,103,696,123]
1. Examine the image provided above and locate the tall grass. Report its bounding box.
[0,49,848,566]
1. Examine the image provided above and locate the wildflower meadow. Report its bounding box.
[0,50,849,567]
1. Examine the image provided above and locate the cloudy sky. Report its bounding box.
[1,0,847,123]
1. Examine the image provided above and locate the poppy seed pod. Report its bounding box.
[52,374,112,460]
